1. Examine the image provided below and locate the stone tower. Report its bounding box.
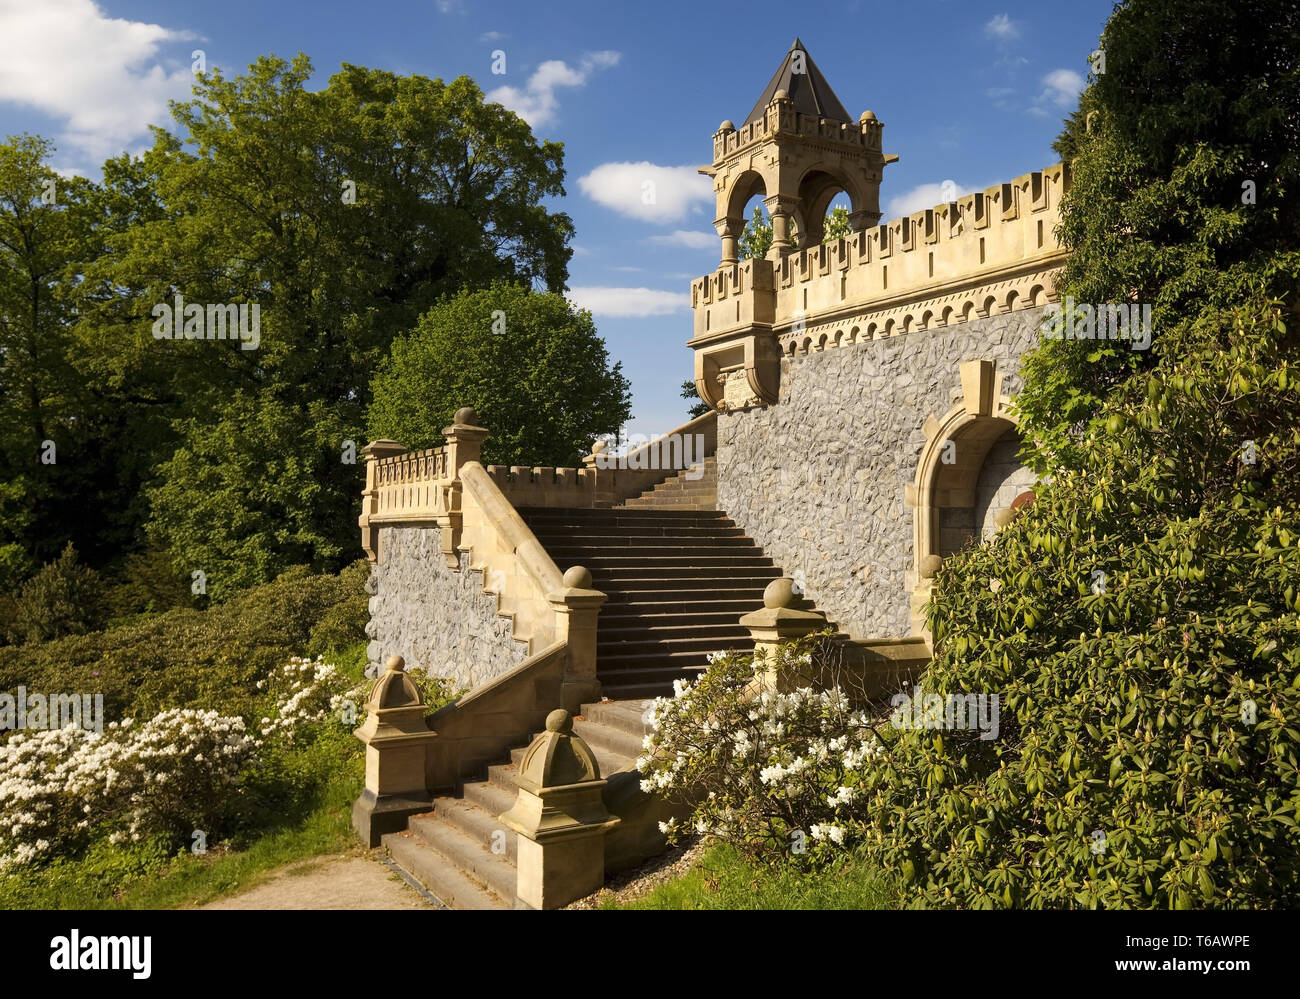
[700,39,898,266]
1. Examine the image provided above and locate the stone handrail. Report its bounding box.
[424,640,570,792]
[459,459,565,648]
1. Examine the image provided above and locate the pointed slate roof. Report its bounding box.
[743,39,853,128]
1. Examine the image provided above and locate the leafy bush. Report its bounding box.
[638,635,887,862]
[0,559,370,723]
[868,296,1300,908]
[4,543,108,644]
[103,545,193,622]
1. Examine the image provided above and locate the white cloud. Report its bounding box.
[0,0,197,162]
[984,14,1020,40]
[435,0,464,13]
[486,50,619,129]
[479,30,504,42]
[1037,69,1084,108]
[647,229,716,250]
[578,162,713,223]
[568,286,690,318]
[885,180,981,220]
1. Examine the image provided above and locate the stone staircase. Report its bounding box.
[383,458,792,907]
[519,459,779,700]
[382,699,650,909]
[618,456,718,510]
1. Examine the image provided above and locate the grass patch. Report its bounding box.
[608,841,904,910]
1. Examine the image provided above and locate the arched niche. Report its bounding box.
[905,358,1033,642]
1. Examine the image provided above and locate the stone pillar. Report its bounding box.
[739,577,827,689]
[442,406,489,474]
[548,566,607,713]
[764,196,799,260]
[352,655,438,847]
[438,406,489,568]
[358,439,406,562]
[714,215,744,267]
[499,709,620,909]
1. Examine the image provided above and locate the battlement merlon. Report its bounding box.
[712,101,887,163]
[690,162,1070,344]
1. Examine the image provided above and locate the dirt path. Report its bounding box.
[198,853,434,910]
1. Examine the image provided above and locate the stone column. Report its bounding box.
[352,655,438,847]
[548,566,607,713]
[714,215,745,267]
[499,709,620,909]
[739,578,827,690]
[764,195,799,260]
[438,406,489,567]
[358,439,406,562]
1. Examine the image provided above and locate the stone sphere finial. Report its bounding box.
[763,577,798,609]
[453,406,478,426]
[859,110,877,123]
[386,654,406,672]
[546,708,573,734]
[773,88,789,101]
[563,565,592,589]
[919,554,943,580]
[719,119,735,131]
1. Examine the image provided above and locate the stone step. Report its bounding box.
[594,566,779,584]
[599,662,710,687]
[383,821,510,910]
[432,794,519,864]
[600,595,763,614]
[519,508,731,526]
[600,678,696,701]
[582,554,774,570]
[571,717,645,764]
[406,812,517,902]
[581,699,652,737]
[598,633,752,658]
[600,609,750,627]
[598,620,750,641]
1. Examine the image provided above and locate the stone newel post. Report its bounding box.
[359,439,406,562]
[548,565,607,713]
[739,577,827,689]
[499,709,620,909]
[352,655,438,847]
[437,406,489,568]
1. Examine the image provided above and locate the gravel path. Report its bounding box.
[197,853,433,910]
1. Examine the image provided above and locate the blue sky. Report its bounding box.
[0,0,1114,437]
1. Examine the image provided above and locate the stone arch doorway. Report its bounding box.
[905,359,1034,641]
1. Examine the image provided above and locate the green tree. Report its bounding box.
[0,135,101,586]
[1016,0,1300,471]
[367,283,631,467]
[680,379,711,419]
[883,0,1300,908]
[71,54,576,593]
[737,203,853,261]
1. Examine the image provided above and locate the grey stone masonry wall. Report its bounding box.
[716,307,1044,638]
[365,524,527,689]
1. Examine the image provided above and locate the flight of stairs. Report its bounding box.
[519,459,779,700]
[383,458,787,907]
[382,699,649,909]
[618,456,718,510]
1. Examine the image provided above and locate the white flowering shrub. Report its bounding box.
[0,710,257,869]
[256,655,365,743]
[637,634,886,862]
